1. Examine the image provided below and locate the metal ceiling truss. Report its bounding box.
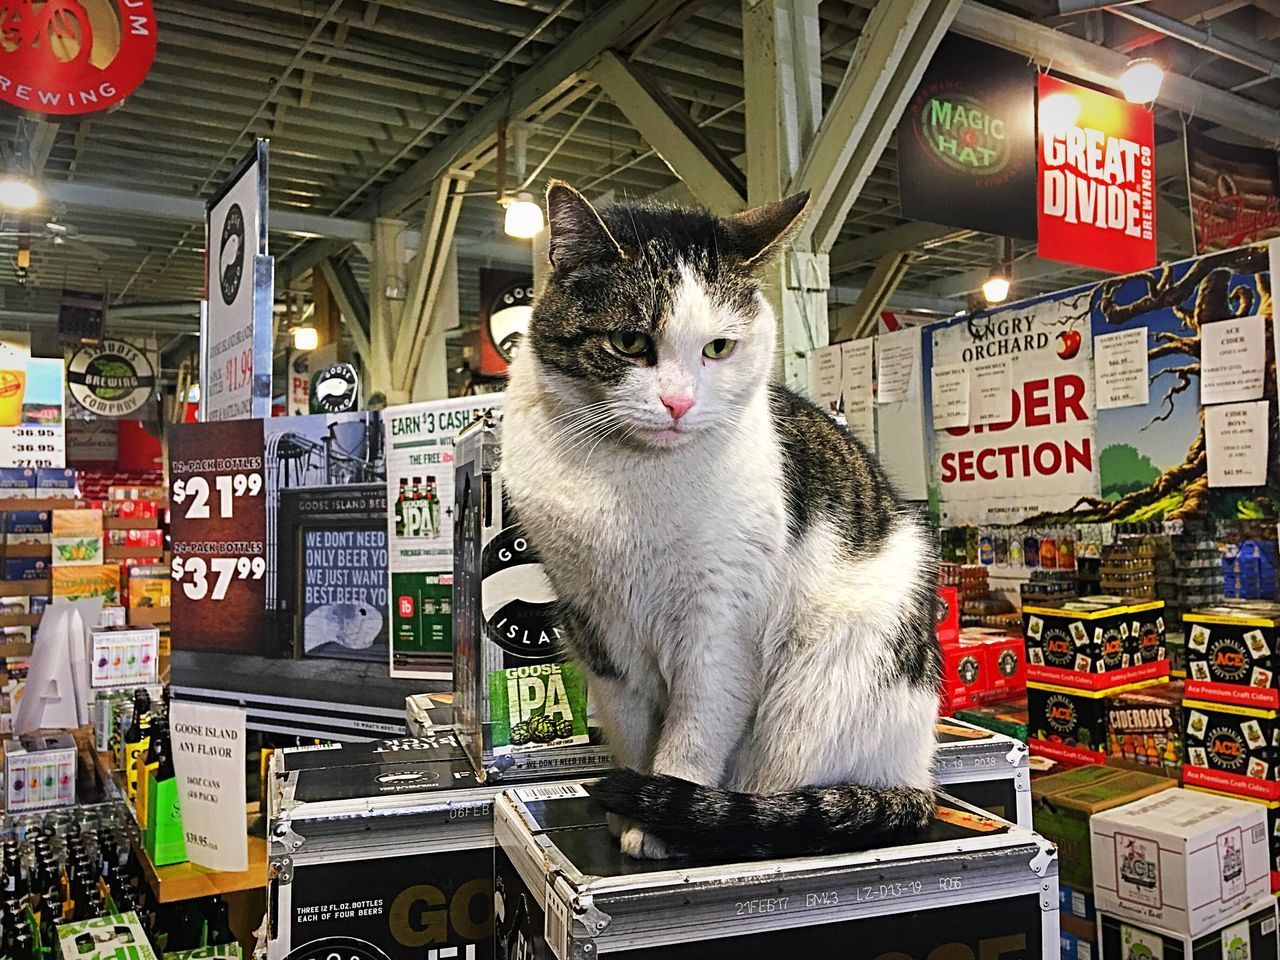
[831,249,911,341]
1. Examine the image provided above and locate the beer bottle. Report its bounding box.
[203,897,235,945]
[122,689,152,803]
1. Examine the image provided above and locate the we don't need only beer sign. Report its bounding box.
[1037,75,1156,274]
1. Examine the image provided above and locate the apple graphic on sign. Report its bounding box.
[1057,330,1082,360]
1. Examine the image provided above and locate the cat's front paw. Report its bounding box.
[620,825,673,860]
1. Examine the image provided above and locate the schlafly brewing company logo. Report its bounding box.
[914,92,1011,175]
[480,524,561,657]
[0,0,158,116]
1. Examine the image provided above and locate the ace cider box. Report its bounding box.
[1090,787,1270,937]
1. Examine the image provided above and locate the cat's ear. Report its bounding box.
[545,181,624,272]
[721,192,810,265]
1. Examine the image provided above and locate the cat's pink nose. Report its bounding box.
[661,395,695,421]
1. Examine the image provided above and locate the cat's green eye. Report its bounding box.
[609,331,651,357]
[703,338,737,359]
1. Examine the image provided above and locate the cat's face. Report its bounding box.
[527,184,808,449]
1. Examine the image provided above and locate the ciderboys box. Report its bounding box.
[1024,597,1168,689]
[1185,603,1280,708]
[1027,678,1167,766]
[1090,788,1270,936]
[494,786,1058,959]
[452,415,611,782]
[1183,699,1280,800]
[267,735,502,960]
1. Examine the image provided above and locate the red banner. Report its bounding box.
[1037,75,1156,273]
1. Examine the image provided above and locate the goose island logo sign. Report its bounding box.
[0,0,158,116]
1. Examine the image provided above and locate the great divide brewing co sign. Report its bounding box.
[0,0,157,115]
[66,338,155,418]
[203,139,273,422]
[897,36,1037,240]
[1037,74,1156,274]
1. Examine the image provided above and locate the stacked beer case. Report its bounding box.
[1181,601,1280,892]
[1023,596,1170,767]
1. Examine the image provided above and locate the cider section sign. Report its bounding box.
[1037,74,1156,273]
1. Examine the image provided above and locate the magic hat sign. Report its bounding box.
[66,337,155,418]
[0,0,157,115]
[898,36,1037,239]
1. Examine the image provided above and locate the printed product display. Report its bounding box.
[5,508,51,544]
[3,732,75,812]
[1185,603,1280,708]
[89,626,159,689]
[1097,901,1278,960]
[1182,699,1280,800]
[940,630,1026,712]
[452,416,610,782]
[1031,766,1176,890]
[58,912,157,960]
[51,507,103,565]
[493,786,1059,959]
[1023,597,1168,688]
[266,735,506,960]
[1027,677,1166,765]
[1090,787,1270,935]
[1105,681,1183,776]
[934,717,1032,827]
[0,467,36,496]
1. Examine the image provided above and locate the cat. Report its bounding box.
[500,181,940,860]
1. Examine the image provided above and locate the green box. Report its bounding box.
[1031,765,1176,890]
[144,773,187,866]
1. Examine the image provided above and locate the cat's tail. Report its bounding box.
[589,770,935,859]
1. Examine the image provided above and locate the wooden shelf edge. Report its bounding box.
[0,579,50,596]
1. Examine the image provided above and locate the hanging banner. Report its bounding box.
[170,702,248,872]
[898,36,1037,239]
[203,139,272,422]
[0,335,65,470]
[1037,75,1156,274]
[385,395,502,679]
[65,337,157,419]
[931,299,1099,525]
[1187,130,1280,254]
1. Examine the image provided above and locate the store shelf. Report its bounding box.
[0,498,89,511]
[0,579,50,595]
[0,642,33,658]
[0,613,40,627]
[4,543,51,558]
[105,546,165,560]
[95,753,266,903]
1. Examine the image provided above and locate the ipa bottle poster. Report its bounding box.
[385,395,503,680]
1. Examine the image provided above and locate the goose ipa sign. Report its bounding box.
[1037,74,1156,274]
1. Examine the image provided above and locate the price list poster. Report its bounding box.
[168,419,267,654]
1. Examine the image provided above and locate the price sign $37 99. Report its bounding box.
[167,420,270,656]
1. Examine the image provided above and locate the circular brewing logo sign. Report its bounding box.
[1209,725,1247,771]
[0,0,158,116]
[486,279,534,364]
[1209,636,1250,683]
[914,91,1011,177]
[957,655,980,686]
[998,648,1019,677]
[481,524,560,658]
[284,938,391,960]
[1042,625,1074,668]
[219,203,245,305]
[67,338,155,417]
[1045,694,1077,735]
[1101,627,1125,671]
[309,362,359,414]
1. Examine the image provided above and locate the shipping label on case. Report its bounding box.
[487,662,588,754]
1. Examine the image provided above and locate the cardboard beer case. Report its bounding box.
[1185,603,1280,709]
[1097,902,1278,960]
[494,786,1059,960]
[1027,678,1168,767]
[266,737,505,960]
[452,415,611,783]
[1182,699,1280,801]
[934,717,1031,828]
[1090,787,1270,936]
[1189,785,1280,892]
[1023,597,1168,690]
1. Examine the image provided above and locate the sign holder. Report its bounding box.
[201,139,273,422]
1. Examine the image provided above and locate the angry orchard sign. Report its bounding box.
[0,0,157,116]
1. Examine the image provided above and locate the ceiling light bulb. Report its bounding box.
[982,274,1010,305]
[1119,58,1163,104]
[293,326,319,351]
[0,178,38,210]
[504,192,544,239]
[1038,92,1081,133]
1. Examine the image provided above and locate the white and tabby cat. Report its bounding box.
[501,182,940,860]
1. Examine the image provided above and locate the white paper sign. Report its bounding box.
[1206,401,1270,487]
[839,339,875,451]
[969,358,1014,424]
[809,345,842,412]
[1201,314,1266,405]
[876,330,918,404]
[931,363,970,429]
[1094,327,1150,409]
[0,357,65,469]
[170,702,248,872]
